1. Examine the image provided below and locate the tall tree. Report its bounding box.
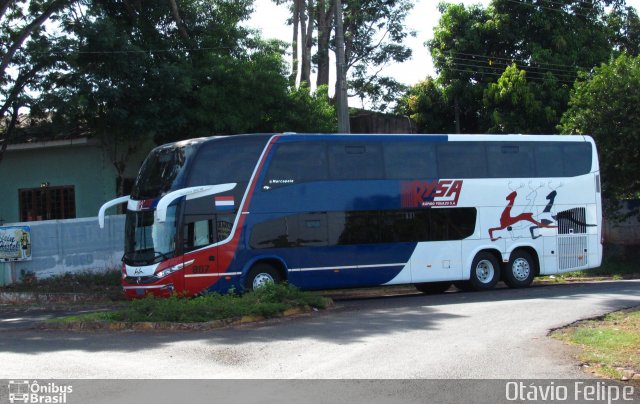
[273,0,414,111]
[560,53,640,205]
[424,0,624,134]
[36,0,334,193]
[0,0,75,164]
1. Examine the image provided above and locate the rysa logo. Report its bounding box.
[401,180,463,208]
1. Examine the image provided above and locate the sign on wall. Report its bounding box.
[0,226,32,262]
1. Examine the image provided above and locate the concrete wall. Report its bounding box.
[604,199,640,245]
[0,215,124,285]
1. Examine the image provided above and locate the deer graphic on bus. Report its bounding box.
[488,182,558,241]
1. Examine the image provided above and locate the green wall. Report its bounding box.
[0,140,148,224]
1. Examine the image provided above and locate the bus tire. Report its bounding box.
[415,281,452,294]
[503,250,536,288]
[469,252,500,291]
[245,263,282,291]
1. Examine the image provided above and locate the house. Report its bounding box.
[0,135,150,226]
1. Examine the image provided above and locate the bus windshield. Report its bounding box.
[132,145,192,200]
[124,206,177,265]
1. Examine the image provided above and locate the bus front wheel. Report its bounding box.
[469,252,500,291]
[503,250,536,288]
[245,263,282,292]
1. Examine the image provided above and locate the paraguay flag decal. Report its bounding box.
[215,196,235,211]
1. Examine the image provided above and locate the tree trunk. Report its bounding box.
[168,0,189,40]
[316,0,333,90]
[334,0,349,133]
[0,104,18,166]
[300,0,314,86]
[290,0,301,86]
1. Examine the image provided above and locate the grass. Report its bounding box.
[51,283,332,324]
[551,308,640,382]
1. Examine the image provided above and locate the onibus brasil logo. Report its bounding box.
[7,381,73,403]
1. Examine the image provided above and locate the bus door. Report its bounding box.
[181,196,219,294]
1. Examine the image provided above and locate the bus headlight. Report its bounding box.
[155,259,194,279]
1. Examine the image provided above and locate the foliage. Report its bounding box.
[483,64,561,133]
[560,53,640,201]
[269,85,337,133]
[274,0,414,112]
[410,0,635,134]
[0,0,76,164]
[395,77,452,133]
[57,283,332,323]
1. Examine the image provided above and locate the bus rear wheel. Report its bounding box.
[415,281,452,294]
[245,263,282,292]
[503,250,536,288]
[469,252,500,291]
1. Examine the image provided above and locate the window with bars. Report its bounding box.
[18,186,76,222]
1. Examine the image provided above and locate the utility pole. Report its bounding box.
[334,0,350,133]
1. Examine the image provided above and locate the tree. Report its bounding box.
[560,53,640,204]
[395,77,453,133]
[274,0,414,111]
[424,0,625,134]
[36,0,334,194]
[483,64,561,133]
[0,0,75,164]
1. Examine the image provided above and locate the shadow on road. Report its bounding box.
[0,280,638,355]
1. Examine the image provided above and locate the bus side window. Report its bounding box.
[384,142,437,179]
[437,142,487,179]
[535,143,564,177]
[184,219,213,251]
[487,143,534,178]
[329,143,384,180]
[216,214,234,242]
[263,142,328,189]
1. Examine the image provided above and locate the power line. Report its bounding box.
[500,0,601,19]
[437,51,590,71]
[441,67,577,84]
[443,60,578,81]
[445,55,582,76]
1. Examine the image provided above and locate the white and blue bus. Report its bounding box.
[99,133,602,298]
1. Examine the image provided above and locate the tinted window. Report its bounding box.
[384,142,438,179]
[534,143,564,177]
[250,208,477,249]
[329,143,384,180]
[249,217,294,249]
[294,213,328,247]
[188,136,268,186]
[264,142,328,189]
[487,144,534,178]
[132,145,192,199]
[437,143,487,178]
[534,142,592,177]
[430,208,477,241]
[562,143,592,176]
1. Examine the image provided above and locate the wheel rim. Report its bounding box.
[252,272,274,289]
[512,258,531,281]
[475,259,495,284]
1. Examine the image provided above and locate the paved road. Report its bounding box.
[0,280,638,379]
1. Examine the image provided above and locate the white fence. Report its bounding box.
[0,215,124,285]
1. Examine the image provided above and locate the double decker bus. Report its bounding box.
[98,133,602,298]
